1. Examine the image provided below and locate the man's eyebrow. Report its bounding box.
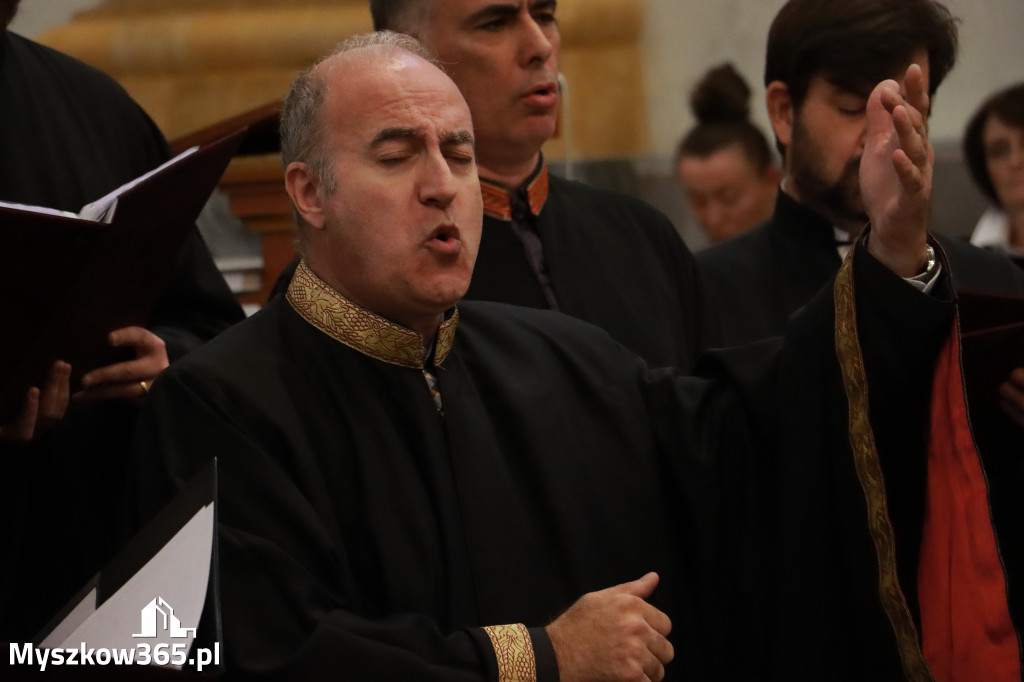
[370,128,421,147]
[824,78,870,99]
[466,0,556,24]
[442,130,475,147]
[465,2,519,25]
[369,128,474,149]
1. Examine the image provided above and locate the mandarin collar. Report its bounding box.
[286,260,458,369]
[480,158,549,221]
[772,189,846,250]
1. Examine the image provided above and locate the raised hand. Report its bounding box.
[861,62,933,277]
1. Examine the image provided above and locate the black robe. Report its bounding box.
[696,190,1024,348]
[465,173,707,371]
[0,30,244,641]
[696,190,1024,679]
[269,173,706,371]
[130,249,951,681]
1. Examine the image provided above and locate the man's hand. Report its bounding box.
[546,572,673,682]
[0,360,71,442]
[75,326,168,401]
[861,63,933,278]
[1000,367,1024,429]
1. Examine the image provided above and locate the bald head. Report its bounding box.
[280,31,439,195]
[280,31,482,334]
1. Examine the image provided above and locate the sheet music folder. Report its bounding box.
[0,129,244,424]
[19,460,221,681]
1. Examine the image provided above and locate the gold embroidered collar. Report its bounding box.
[481,160,549,221]
[286,260,458,369]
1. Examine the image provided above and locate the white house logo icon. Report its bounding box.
[132,597,197,639]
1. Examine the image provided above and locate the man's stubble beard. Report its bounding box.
[788,115,869,233]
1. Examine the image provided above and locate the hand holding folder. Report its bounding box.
[0,129,244,426]
[957,290,1024,455]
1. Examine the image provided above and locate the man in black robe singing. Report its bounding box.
[132,30,958,681]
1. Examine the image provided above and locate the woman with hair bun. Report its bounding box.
[675,64,779,244]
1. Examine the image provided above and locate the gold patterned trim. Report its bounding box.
[481,163,550,221]
[286,260,458,368]
[833,243,932,681]
[482,624,537,682]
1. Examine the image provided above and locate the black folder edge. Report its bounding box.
[169,101,281,157]
[33,458,221,670]
[956,291,1024,463]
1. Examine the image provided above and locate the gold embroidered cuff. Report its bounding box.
[482,623,537,682]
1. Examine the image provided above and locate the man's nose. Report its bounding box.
[702,203,724,231]
[856,124,868,157]
[419,152,458,208]
[519,18,556,67]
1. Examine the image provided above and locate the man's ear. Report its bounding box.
[284,162,326,230]
[766,81,795,149]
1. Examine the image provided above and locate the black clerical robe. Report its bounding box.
[696,190,1024,348]
[269,168,705,371]
[131,250,953,681]
[695,191,1024,680]
[466,169,706,371]
[0,30,243,642]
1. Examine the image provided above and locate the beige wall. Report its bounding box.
[646,0,1024,157]
[12,0,1024,154]
[7,0,100,36]
[21,0,647,161]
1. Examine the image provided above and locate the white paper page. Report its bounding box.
[0,201,79,219]
[77,145,201,223]
[40,502,214,669]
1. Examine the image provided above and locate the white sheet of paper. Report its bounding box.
[39,502,214,669]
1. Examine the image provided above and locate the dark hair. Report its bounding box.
[0,0,21,30]
[963,83,1024,206]
[675,64,774,174]
[765,0,958,108]
[369,0,421,32]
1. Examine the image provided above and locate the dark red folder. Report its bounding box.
[0,129,244,423]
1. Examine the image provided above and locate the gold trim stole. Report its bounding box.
[833,248,933,682]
